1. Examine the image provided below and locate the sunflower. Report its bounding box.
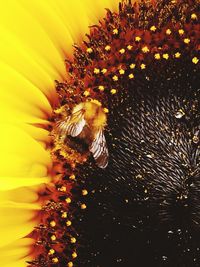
[0,1,118,266]
[1,1,200,267]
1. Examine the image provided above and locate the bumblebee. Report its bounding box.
[55,100,109,168]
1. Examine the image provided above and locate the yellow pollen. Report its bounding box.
[140,64,146,69]
[112,75,118,81]
[59,186,66,192]
[166,29,172,35]
[113,28,119,35]
[66,220,72,226]
[127,45,133,50]
[68,262,73,267]
[192,57,199,64]
[119,69,125,75]
[86,48,93,53]
[52,258,59,263]
[175,52,181,58]
[72,252,78,259]
[119,48,125,54]
[101,68,107,74]
[135,36,141,42]
[83,90,90,97]
[178,29,185,35]
[69,174,76,180]
[129,73,134,79]
[61,212,68,218]
[105,45,111,51]
[50,221,56,227]
[130,63,136,69]
[51,235,56,241]
[82,189,88,196]
[98,85,105,91]
[184,38,190,44]
[163,53,169,60]
[154,53,161,60]
[150,25,157,32]
[110,89,117,94]
[49,249,55,255]
[94,68,100,74]
[103,108,109,113]
[71,237,77,243]
[191,13,197,20]
[142,46,150,53]
[65,197,71,204]
[81,203,87,209]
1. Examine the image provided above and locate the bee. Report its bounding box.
[55,100,109,168]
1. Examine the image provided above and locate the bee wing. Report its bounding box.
[90,129,109,168]
[56,109,86,138]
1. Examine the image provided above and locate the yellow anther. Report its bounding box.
[68,262,73,267]
[65,197,71,204]
[178,29,185,35]
[113,28,119,35]
[119,48,125,54]
[52,258,59,263]
[175,52,181,58]
[69,174,76,180]
[51,235,56,241]
[72,252,78,259]
[61,212,68,218]
[142,46,150,53]
[154,53,161,60]
[59,186,66,192]
[98,85,105,91]
[150,25,157,32]
[140,64,146,69]
[166,29,172,35]
[103,108,109,113]
[94,68,100,74]
[71,237,77,244]
[119,69,125,75]
[101,68,107,74]
[110,89,117,95]
[127,45,133,50]
[163,53,169,60]
[50,221,56,227]
[66,220,72,226]
[86,48,93,53]
[184,38,190,44]
[81,203,87,209]
[135,36,141,42]
[112,75,118,81]
[129,63,136,69]
[192,57,199,64]
[83,90,90,97]
[82,189,88,196]
[49,249,55,255]
[105,45,111,51]
[191,13,197,20]
[129,73,134,79]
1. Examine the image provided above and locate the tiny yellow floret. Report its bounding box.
[163,53,169,60]
[119,48,125,54]
[192,57,199,64]
[154,53,161,60]
[110,89,117,94]
[150,25,157,32]
[113,28,119,35]
[129,73,134,79]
